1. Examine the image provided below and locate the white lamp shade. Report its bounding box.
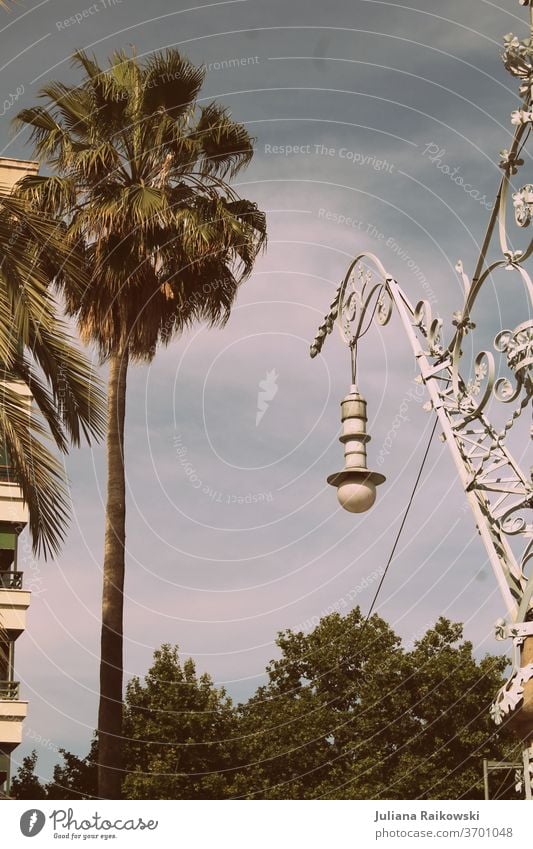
[336,479,377,513]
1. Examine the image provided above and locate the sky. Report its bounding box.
[1,0,532,780]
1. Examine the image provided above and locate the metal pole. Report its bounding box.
[483,758,490,800]
[523,747,532,800]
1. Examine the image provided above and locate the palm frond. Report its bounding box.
[1,188,106,552]
[12,107,72,163]
[27,322,106,446]
[12,356,68,452]
[72,49,131,140]
[1,193,89,300]
[194,103,254,178]
[70,49,103,83]
[142,50,205,118]
[0,197,57,359]
[126,184,166,224]
[36,82,93,146]
[0,382,70,557]
[70,143,122,184]
[13,174,77,218]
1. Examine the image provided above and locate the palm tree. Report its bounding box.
[14,47,266,798]
[0,190,105,554]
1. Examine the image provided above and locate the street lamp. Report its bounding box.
[327,385,385,513]
[310,1,533,798]
[310,259,389,514]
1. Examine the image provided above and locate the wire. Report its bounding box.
[491,766,515,801]
[359,416,440,635]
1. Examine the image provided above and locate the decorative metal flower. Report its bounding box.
[452,311,476,333]
[503,33,533,80]
[519,78,533,100]
[503,249,524,268]
[500,149,525,174]
[511,109,532,124]
[513,184,533,225]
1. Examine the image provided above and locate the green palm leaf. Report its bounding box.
[0,382,70,557]
[142,50,205,118]
[194,103,254,178]
[1,189,105,554]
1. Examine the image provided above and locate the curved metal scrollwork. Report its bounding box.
[495,321,533,397]
[310,252,392,368]
[413,300,444,358]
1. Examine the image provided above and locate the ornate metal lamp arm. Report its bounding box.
[311,255,530,619]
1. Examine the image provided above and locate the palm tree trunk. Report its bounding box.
[98,347,128,799]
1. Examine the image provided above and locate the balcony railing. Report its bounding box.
[0,464,15,484]
[0,571,23,590]
[0,681,19,700]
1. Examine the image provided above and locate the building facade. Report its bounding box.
[0,157,38,795]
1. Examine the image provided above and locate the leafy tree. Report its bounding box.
[10,751,47,799]
[233,609,417,799]
[390,619,516,800]
[243,609,516,799]
[14,48,266,797]
[234,613,517,799]
[12,648,240,801]
[45,738,99,799]
[123,645,240,799]
[10,742,98,800]
[11,616,519,800]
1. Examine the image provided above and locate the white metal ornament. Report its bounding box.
[311,1,533,799]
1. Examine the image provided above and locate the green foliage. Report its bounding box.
[13,47,267,363]
[123,645,240,799]
[11,615,520,800]
[46,738,98,799]
[0,192,105,555]
[390,619,511,799]
[10,742,98,800]
[202,613,517,799]
[10,751,47,799]
[233,608,411,799]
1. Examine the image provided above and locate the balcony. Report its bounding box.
[0,587,30,638]
[0,685,28,752]
[0,481,28,525]
[0,571,23,590]
[0,681,19,700]
[0,465,14,484]
[0,377,31,527]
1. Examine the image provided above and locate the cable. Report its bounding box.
[359,415,440,635]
